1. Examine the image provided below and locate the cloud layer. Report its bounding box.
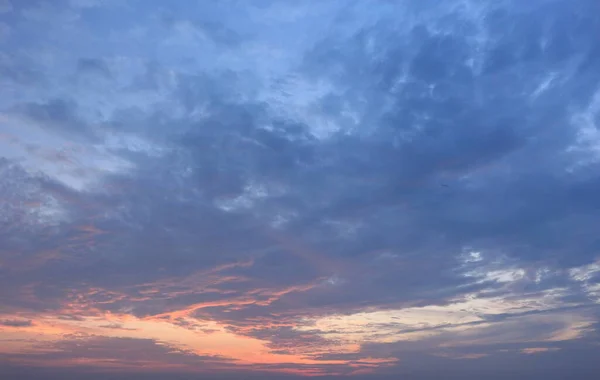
[1,0,600,378]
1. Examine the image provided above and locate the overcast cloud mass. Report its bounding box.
[1,0,600,379]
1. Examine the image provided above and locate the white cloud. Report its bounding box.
[569,259,600,302]
[568,87,600,168]
[296,253,592,351]
[461,253,526,285]
[569,260,600,282]
[521,347,560,354]
[462,250,483,263]
[215,181,285,213]
[0,113,164,192]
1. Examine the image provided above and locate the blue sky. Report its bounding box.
[1,0,600,379]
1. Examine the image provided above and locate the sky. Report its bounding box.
[1,0,600,379]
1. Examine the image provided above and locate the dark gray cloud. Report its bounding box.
[0,319,33,327]
[0,335,234,369]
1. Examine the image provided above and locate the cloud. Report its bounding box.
[1,0,600,378]
[77,58,112,79]
[0,0,11,14]
[98,323,137,331]
[1,319,34,327]
[0,335,234,371]
[521,347,561,355]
